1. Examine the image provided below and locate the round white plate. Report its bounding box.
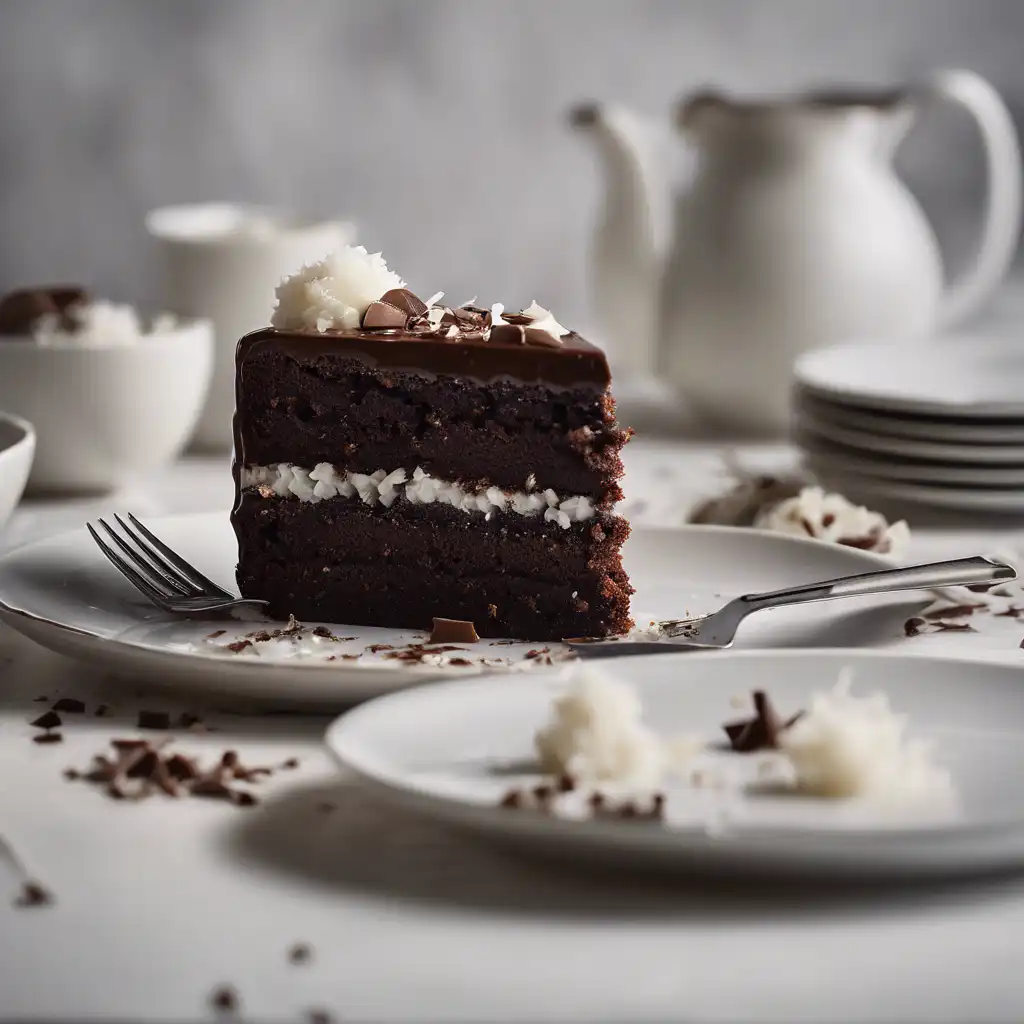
[795,335,1024,419]
[326,650,1024,877]
[795,406,1024,466]
[806,463,1024,514]
[0,512,910,708]
[795,387,1024,444]
[796,428,1024,487]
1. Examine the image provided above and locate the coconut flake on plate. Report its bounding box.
[534,665,698,788]
[754,485,910,558]
[779,669,953,802]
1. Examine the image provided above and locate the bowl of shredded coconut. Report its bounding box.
[0,286,212,493]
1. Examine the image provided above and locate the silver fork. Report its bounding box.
[567,554,1016,658]
[87,513,268,614]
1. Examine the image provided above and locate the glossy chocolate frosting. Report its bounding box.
[235,324,612,390]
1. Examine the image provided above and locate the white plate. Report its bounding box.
[796,387,1024,444]
[326,650,1024,877]
[0,512,910,708]
[796,427,1024,487]
[807,463,1024,514]
[795,335,1024,419]
[796,405,1024,466]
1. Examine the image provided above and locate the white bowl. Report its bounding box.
[0,321,212,494]
[0,412,35,529]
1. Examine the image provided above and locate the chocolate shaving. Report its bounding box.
[379,288,428,317]
[288,942,313,965]
[362,299,410,329]
[33,733,63,745]
[523,325,563,349]
[0,285,89,334]
[51,697,85,713]
[14,880,53,908]
[722,690,801,752]
[206,629,227,640]
[226,640,253,653]
[210,985,238,1013]
[923,604,982,620]
[30,710,62,730]
[995,605,1024,618]
[904,617,926,637]
[934,621,977,632]
[137,710,171,730]
[429,617,480,644]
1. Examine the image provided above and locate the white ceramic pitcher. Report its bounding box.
[147,203,353,452]
[573,70,1022,434]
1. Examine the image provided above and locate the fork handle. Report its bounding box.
[740,555,1016,612]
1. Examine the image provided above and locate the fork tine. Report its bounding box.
[98,518,195,597]
[87,524,172,609]
[109,515,201,596]
[124,513,231,598]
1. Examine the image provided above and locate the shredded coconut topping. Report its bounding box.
[780,670,952,801]
[534,667,671,787]
[31,301,178,346]
[271,246,406,333]
[241,463,597,527]
[754,486,910,557]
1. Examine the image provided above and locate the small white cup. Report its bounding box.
[146,203,354,453]
[0,321,213,494]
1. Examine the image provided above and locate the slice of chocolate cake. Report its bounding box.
[231,247,632,641]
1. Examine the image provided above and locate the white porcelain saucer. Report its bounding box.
[326,650,1024,877]
[795,334,1024,418]
[796,407,1024,466]
[0,512,913,708]
[796,387,1024,444]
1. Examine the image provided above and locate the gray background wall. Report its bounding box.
[0,0,1022,328]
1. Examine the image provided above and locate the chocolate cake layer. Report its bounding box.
[235,334,627,498]
[234,496,633,639]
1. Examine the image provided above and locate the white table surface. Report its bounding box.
[3,439,1024,1023]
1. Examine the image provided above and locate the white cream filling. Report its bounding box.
[241,463,597,528]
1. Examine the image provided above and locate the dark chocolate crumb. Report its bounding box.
[51,697,86,714]
[499,788,524,809]
[210,985,238,1013]
[532,784,554,803]
[33,732,63,745]
[366,643,394,653]
[30,710,62,730]
[137,710,171,730]
[288,942,313,964]
[234,791,259,807]
[281,757,300,770]
[904,617,926,637]
[226,640,253,653]
[14,880,53,908]
[556,774,576,792]
[934,621,977,633]
[63,767,80,780]
[206,629,227,640]
[312,626,332,638]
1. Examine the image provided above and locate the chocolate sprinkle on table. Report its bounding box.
[33,732,63,745]
[30,710,62,730]
[51,697,86,713]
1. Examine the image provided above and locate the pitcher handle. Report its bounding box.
[917,70,1022,327]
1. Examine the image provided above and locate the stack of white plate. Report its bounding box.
[792,334,1024,514]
